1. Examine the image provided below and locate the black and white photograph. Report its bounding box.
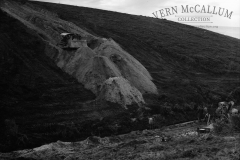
[0,0,239,159]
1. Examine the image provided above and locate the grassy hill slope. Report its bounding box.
[30,1,240,103]
[0,8,98,152]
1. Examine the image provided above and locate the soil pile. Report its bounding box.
[56,41,154,106]
[94,38,158,95]
[57,38,158,96]
[97,77,145,108]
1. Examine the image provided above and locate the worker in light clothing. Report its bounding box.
[231,108,238,115]
[148,117,154,129]
[203,107,211,125]
[215,101,235,123]
[197,105,210,123]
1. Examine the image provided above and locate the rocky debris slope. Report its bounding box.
[1,123,239,160]
[93,38,157,95]
[97,77,145,108]
[56,38,158,96]
[0,0,158,108]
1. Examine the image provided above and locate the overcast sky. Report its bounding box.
[32,0,239,28]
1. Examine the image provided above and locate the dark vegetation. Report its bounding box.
[213,114,240,135]
[0,0,240,152]
[0,9,97,152]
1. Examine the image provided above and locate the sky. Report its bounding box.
[32,0,240,38]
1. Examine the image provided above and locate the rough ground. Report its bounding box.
[1,122,239,160]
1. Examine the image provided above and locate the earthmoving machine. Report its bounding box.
[58,33,83,49]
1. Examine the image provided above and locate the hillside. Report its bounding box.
[0,5,98,151]
[30,0,240,103]
[0,0,240,152]
[0,0,157,152]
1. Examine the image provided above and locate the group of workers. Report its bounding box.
[147,101,239,129]
[198,101,238,125]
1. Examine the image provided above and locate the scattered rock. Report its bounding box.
[223,136,236,142]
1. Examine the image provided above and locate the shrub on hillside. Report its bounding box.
[213,119,233,135]
[1,119,29,152]
[213,114,240,134]
[231,114,240,132]
[13,0,28,5]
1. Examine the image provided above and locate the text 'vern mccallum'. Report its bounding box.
[152,5,233,19]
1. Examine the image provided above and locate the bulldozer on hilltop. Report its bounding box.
[58,33,84,49]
